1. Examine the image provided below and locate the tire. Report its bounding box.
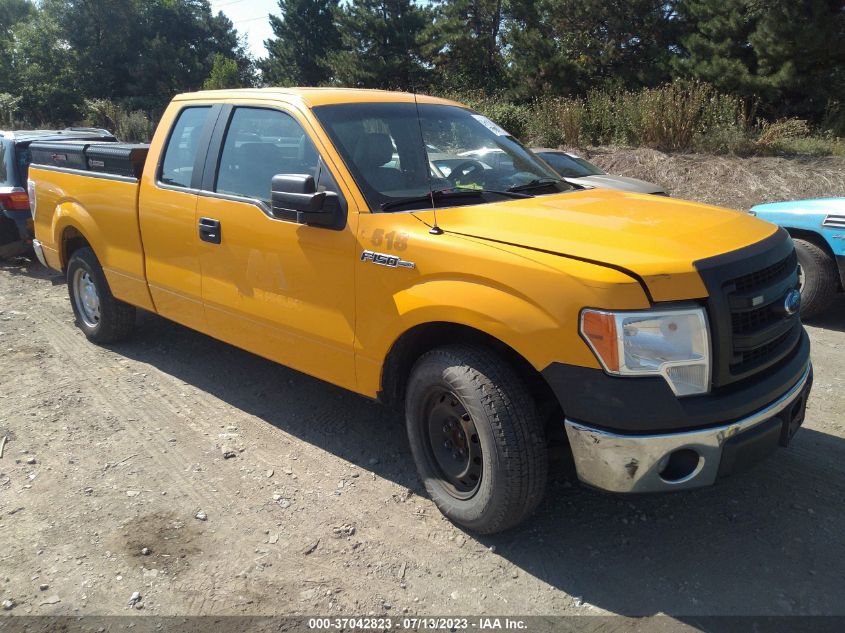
[794,238,838,319]
[405,345,548,534]
[0,216,22,259]
[67,246,136,343]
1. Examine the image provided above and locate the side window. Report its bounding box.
[160,107,212,188]
[215,107,329,204]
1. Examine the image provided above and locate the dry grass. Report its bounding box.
[584,147,845,210]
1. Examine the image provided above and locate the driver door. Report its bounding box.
[196,105,359,391]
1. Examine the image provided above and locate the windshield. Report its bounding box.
[312,102,568,211]
[538,152,605,178]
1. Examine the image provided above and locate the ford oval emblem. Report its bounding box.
[784,289,802,316]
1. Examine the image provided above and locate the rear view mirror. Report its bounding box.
[271,174,340,228]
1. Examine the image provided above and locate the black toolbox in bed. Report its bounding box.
[85,143,149,178]
[28,141,90,171]
[29,141,150,179]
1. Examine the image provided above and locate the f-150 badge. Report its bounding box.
[360,250,415,269]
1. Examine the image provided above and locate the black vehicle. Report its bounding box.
[0,128,117,258]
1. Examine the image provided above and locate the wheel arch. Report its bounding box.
[379,321,564,441]
[60,225,93,272]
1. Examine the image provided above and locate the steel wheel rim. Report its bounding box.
[73,268,101,328]
[422,388,483,499]
[797,263,806,292]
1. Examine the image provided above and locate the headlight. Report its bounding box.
[580,307,711,396]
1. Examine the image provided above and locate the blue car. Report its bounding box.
[750,198,845,318]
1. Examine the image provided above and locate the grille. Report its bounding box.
[734,330,793,371]
[822,214,845,229]
[731,303,780,334]
[732,253,792,294]
[726,250,799,375]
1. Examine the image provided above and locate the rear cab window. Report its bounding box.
[159,106,213,188]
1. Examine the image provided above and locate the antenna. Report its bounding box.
[401,8,441,235]
[411,88,442,235]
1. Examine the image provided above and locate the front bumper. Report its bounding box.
[564,362,812,493]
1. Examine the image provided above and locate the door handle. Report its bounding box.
[199,217,221,244]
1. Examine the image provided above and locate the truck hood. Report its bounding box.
[415,189,779,302]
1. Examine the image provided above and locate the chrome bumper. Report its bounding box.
[31,239,48,267]
[564,363,812,493]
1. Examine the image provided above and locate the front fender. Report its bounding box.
[752,202,845,257]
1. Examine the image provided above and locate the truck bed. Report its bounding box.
[28,155,153,310]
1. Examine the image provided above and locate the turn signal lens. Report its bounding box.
[581,311,619,371]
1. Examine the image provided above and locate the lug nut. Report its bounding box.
[444,440,452,449]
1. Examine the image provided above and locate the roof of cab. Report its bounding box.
[174,87,463,108]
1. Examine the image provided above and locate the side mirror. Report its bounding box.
[271,174,340,228]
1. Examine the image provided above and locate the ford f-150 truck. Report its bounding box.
[28,89,813,533]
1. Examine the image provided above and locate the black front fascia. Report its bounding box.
[694,228,801,388]
[543,327,810,434]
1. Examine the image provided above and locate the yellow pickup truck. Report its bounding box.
[28,89,812,533]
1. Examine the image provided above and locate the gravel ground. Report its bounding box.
[1,253,844,622]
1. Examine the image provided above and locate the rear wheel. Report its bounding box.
[794,238,837,319]
[67,247,136,343]
[0,216,24,260]
[405,345,548,534]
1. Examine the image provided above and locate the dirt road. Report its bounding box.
[1,256,844,622]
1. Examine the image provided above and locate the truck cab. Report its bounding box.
[28,89,812,533]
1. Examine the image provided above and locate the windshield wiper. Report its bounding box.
[506,177,565,193]
[380,187,530,212]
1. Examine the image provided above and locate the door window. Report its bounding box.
[159,106,212,188]
[215,107,329,204]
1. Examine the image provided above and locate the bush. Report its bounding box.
[83,99,155,142]
[440,82,841,157]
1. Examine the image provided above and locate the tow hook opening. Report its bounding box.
[659,448,702,483]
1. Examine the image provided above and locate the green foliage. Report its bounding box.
[425,0,506,92]
[261,0,340,86]
[203,55,243,90]
[0,93,22,126]
[505,0,678,99]
[674,0,845,122]
[83,99,154,142]
[326,0,432,89]
[440,83,841,157]
[2,0,254,127]
[1,0,842,156]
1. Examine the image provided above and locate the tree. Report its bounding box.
[674,0,845,120]
[261,0,340,86]
[504,0,679,98]
[204,54,243,90]
[6,8,82,123]
[0,0,35,94]
[426,0,506,91]
[328,0,432,89]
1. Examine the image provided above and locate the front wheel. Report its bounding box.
[794,238,838,319]
[405,345,548,534]
[67,247,136,343]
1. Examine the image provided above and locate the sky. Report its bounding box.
[210,0,279,60]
